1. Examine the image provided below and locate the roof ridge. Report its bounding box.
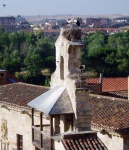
[15,82,50,89]
[89,94,129,103]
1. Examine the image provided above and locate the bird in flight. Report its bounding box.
[3,4,6,8]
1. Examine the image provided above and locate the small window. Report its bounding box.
[17,134,23,150]
[60,56,64,80]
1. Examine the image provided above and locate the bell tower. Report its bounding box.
[51,28,92,132]
[51,28,82,86]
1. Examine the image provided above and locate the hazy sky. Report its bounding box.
[0,0,129,16]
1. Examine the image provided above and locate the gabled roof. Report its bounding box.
[62,132,108,150]
[87,77,127,92]
[0,68,22,85]
[28,86,74,115]
[89,94,129,134]
[0,82,49,107]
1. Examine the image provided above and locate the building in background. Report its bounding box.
[0,16,16,32]
[0,68,22,85]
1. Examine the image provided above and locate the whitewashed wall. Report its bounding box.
[0,102,49,150]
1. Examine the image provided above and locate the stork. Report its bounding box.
[66,17,80,27]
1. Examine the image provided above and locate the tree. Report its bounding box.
[24,45,42,76]
[87,32,106,57]
[26,32,37,45]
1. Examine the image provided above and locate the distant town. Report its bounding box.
[0,14,129,36]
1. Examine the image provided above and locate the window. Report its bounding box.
[60,56,64,80]
[17,134,23,150]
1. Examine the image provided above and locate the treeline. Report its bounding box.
[1,27,129,85]
[0,27,56,85]
[82,30,129,77]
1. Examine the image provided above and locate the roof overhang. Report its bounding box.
[28,86,74,115]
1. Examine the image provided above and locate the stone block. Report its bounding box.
[77,121,91,127]
[77,110,91,116]
[77,116,92,121]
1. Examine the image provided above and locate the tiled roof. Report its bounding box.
[87,77,127,92]
[62,132,108,150]
[6,71,22,84]
[0,82,49,107]
[0,69,22,85]
[89,94,129,134]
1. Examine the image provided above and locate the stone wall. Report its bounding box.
[98,132,124,150]
[55,141,65,150]
[75,88,92,131]
[0,102,49,150]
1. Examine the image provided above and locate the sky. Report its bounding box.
[0,0,129,16]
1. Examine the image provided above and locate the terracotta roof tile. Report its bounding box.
[0,82,49,107]
[89,94,129,134]
[62,133,108,150]
[87,77,127,92]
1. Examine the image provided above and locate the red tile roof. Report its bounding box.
[0,69,22,85]
[6,71,22,84]
[0,82,49,107]
[87,77,128,92]
[82,28,118,32]
[89,94,129,134]
[62,132,108,150]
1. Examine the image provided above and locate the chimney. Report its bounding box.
[99,73,103,93]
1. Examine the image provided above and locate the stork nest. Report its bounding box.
[62,28,82,42]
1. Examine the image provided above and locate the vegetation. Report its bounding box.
[0,27,56,85]
[82,30,129,77]
[1,26,129,85]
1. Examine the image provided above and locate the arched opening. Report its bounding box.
[60,56,64,80]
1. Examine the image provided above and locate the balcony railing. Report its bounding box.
[32,125,52,150]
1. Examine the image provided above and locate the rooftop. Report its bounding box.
[89,94,129,134]
[0,69,22,85]
[28,86,74,115]
[87,77,127,92]
[61,131,108,150]
[0,82,49,107]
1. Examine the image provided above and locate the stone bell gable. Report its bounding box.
[51,28,83,86]
[51,28,92,132]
